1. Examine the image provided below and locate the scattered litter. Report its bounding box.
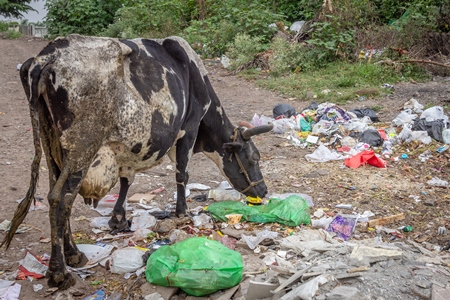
[82,289,105,300]
[0,282,21,300]
[32,284,43,292]
[427,177,449,187]
[208,188,242,201]
[186,183,211,191]
[109,247,149,274]
[241,230,278,249]
[17,252,48,280]
[77,243,115,266]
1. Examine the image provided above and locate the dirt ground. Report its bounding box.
[0,37,449,299]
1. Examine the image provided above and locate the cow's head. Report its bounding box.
[222,123,273,198]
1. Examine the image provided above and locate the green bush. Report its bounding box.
[103,0,193,39]
[226,33,266,70]
[5,30,22,39]
[184,0,281,57]
[0,21,9,32]
[45,0,122,36]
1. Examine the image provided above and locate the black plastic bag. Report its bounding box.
[412,119,445,142]
[273,103,296,119]
[349,108,380,122]
[361,129,383,147]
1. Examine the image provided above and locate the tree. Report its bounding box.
[0,0,36,19]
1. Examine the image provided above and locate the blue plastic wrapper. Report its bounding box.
[326,214,358,240]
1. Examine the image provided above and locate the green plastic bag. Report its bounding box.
[145,237,243,296]
[207,195,311,226]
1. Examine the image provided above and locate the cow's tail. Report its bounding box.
[1,57,43,249]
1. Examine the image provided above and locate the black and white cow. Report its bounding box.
[0,35,272,289]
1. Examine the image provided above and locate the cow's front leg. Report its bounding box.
[64,219,88,268]
[47,170,83,290]
[175,134,196,217]
[109,177,131,232]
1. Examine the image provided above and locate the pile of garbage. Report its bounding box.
[252,99,450,168]
[1,101,450,299]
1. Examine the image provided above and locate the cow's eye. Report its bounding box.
[252,153,260,163]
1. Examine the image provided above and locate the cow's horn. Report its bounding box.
[242,123,273,140]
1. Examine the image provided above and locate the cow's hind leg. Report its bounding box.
[108,177,131,232]
[47,169,86,289]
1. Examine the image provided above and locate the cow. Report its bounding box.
[0,34,272,290]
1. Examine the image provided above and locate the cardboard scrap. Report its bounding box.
[368,213,405,227]
[128,193,156,203]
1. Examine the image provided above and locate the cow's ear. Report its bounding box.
[223,142,243,153]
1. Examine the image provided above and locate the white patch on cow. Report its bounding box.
[215,106,225,125]
[203,151,230,182]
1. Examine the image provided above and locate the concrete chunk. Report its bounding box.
[350,245,402,264]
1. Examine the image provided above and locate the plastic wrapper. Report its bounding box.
[305,144,344,163]
[146,237,243,296]
[251,114,272,127]
[272,118,296,134]
[208,189,242,201]
[326,214,358,241]
[110,247,148,274]
[207,195,311,227]
[312,120,339,135]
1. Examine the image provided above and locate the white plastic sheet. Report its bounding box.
[305,145,345,162]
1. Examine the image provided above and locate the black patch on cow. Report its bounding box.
[162,39,189,68]
[47,85,74,131]
[91,160,101,168]
[143,111,175,161]
[38,38,70,56]
[131,143,142,154]
[19,57,34,100]
[119,39,164,103]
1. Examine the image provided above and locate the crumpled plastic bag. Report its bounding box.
[273,103,296,119]
[349,108,380,122]
[207,195,311,226]
[360,129,383,147]
[403,98,424,113]
[392,111,417,126]
[312,120,340,135]
[344,150,386,168]
[305,144,345,162]
[412,118,445,142]
[145,237,243,296]
[420,106,449,124]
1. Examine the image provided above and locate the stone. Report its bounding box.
[144,293,164,300]
[246,280,279,300]
[327,286,359,300]
[432,284,450,300]
[140,283,179,300]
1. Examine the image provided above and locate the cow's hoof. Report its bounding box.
[47,271,76,290]
[66,251,88,268]
[108,217,130,234]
